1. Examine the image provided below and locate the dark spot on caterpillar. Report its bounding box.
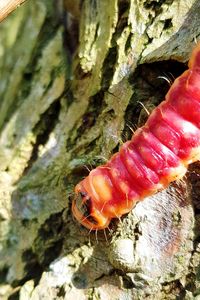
[75,192,92,218]
[86,215,98,225]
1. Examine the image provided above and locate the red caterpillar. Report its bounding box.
[72,42,200,230]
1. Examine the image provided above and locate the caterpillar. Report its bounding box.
[72,42,200,230]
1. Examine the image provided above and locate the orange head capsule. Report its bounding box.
[72,182,111,230]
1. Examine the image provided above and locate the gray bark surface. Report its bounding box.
[0,0,200,299]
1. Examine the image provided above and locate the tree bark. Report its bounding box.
[0,0,200,299]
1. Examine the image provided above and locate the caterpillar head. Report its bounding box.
[72,182,111,230]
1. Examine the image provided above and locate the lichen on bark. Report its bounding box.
[0,0,200,299]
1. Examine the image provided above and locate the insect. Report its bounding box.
[72,42,200,230]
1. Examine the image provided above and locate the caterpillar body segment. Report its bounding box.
[72,42,200,230]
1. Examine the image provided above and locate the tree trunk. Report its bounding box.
[0,0,200,299]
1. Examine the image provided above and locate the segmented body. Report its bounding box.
[72,42,200,230]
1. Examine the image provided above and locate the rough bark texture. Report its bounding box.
[0,0,200,299]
